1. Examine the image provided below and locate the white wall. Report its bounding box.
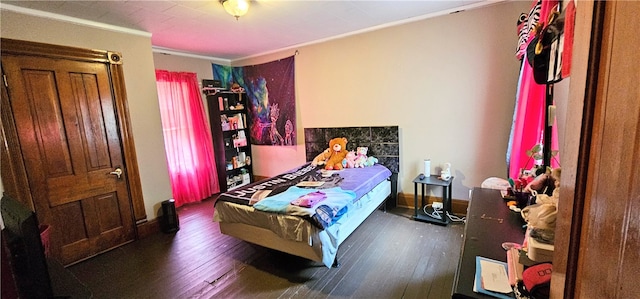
[1,10,172,220]
[235,1,530,201]
[153,53,227,81]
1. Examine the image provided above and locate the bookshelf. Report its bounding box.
[205,90,254,192]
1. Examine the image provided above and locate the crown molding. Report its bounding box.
[1,3,151,37]
[152,47,230,65]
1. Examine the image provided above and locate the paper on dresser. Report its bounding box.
[480,259,512,293]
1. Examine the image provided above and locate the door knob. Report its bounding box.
[109,168,123,179]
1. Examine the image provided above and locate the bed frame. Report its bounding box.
[218,126,400,267]
[304,126,399,209]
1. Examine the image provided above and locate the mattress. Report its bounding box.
[213,163,392,267]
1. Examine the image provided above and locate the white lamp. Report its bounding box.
[221,0,250,20]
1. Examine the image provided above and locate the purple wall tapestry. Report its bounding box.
[213,56,296,146]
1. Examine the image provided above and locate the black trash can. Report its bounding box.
[160,199,179,233]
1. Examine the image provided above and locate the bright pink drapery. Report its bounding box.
[508,56,547,179]
[155,70,219,207]
[508,0,560,180]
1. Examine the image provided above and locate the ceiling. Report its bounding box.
[1,0,498,61]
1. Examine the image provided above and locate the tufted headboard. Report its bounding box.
[303,126,400,174]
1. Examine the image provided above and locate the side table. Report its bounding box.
[413,174,453,226]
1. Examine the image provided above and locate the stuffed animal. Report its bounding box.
[311,148,331,166]
[364,156,378,167]
[342,150,357,168]
[321,137,349,170]
[521,203,557,244]
[354,147,368,168]
[534,167,561,205]
[521,167,561,244]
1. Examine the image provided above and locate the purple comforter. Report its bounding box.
[216,163,391,207]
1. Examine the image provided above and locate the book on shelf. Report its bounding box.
[235,113,244,129]
[233,137,247,148]
[223,114,244,130]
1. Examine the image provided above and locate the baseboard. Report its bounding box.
[397,192,468,215]
[136,218,160,239]
[253,174,269,182]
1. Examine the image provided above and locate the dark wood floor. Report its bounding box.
[65,198,465,299]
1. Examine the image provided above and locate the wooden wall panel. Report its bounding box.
[575,1,640,298]
[552,1,640,298]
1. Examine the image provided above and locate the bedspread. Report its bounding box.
[216,163,392,229]
[253,186,356,228]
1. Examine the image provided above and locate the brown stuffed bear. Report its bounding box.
[312,137,348,170]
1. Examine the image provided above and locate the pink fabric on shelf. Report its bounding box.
[561,0,576,78]
[156,70,220,207]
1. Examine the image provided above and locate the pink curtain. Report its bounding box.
[508,0,560,180]
[155,70,219,207]
[508,58,547,179]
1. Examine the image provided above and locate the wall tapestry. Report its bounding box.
[213,56,296,146]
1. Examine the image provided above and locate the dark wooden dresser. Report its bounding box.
[451,187,526,298]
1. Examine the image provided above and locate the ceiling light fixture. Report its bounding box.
[221,0,250,20]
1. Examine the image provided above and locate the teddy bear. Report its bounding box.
[312,137,348,170]
[342,150,357,168]
[354,146,368,168]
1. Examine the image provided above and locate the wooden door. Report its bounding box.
[2,49,136,265]
[551,1,640,298]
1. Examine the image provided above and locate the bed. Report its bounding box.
[213,126,399,268]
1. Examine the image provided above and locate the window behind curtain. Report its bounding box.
[155,70,219,207]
